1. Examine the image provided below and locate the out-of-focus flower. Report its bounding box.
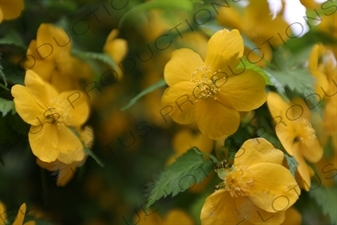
[167,128,213,165]
[0,0,24,23]
[267,92,323,190]
[103,29,128,80]
[24,23,93,92]
[0,202,35,225]
[135,209,194,225]
[217,0,288,66]
[162,29,267,140]
[201,138,300,225]
[11,70,90,163]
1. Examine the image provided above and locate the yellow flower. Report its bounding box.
[267,92,323,190]
[0,0,24,23]
[161,29,267,140]
[135,209,194,225]
[280,207,302,225]
[201,138,300,225]
[103,29,128,80]
[0,202,35,225]
[25,23,93,92]
[217,0,289,66]
[11,70,90,163]
[201,138,300,224]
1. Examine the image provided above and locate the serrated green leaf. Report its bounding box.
[0,98,15,117]
[237,57,272,85]
[121,79,166,111]
[0,29,26,49]
[284,154,298,177]
[72,51,118,74]
[145,148,214,209]
[119,0,194,28]
[309,185,337,225]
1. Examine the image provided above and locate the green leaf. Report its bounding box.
[0,29,26,49]
[0,53,8,88]
[0,98,16,117]
[119,0,194,28]
[145,148,214,209]
[309,185,337,225]
[72,51,119,73]
[284,154,298,177]
[121,79,166,111]
[237,57,272,85]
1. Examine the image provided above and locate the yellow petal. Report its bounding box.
[195,98,240,140]
[267,92,295,155]
[0,201,6,225]
[300,0,320,9]
[0,0,24,20]
[36,23,72,58]
[235,138,284,167]
[57,163,78,187]
[204,29,244,75]
[57,143,86,164]
[248,163,300,212]
[164,209,194,225]
[56,126,85,163]
[24,70,58,108]
[161,82,196,124]
[219,70,267,111]
[55,90,90,126]
[217,6,243,31]
[29,123,59,163]
[293,144,311,191]
[281,207,302,225]
[11,85,46,126]
[234,196,286,225]
[201,190,245,225]
[164,49,203,86]
[13,203,26,225]
[298,139,323,163]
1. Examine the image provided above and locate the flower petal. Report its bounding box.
[195,98,240,139]
[164,48,204,86]
[0,0,24,20]
[55,90,90,126]
[56,126,85,164]
[204,29,244,74]
[11,85,46,126]
[29,123,59,163]
[220,70,267,111]
[165,210,194,224]
[248,163,300,213]
[293,143,312,191]
[24,70,58,108]
[234,138,284,167]
[161,82,196,124]
[201,189,246,225]
[13,203,26,225]
[298,139,323,163]
[234,196,286,225]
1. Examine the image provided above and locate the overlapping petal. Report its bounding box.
[195,98,240,139]
[220,70,267,111]
[161,82,196,124]
[248,163,300,213]
[235,138,284,167]
[164,48,203,86]
[204,29,244,74]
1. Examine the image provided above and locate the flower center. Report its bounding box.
[294,118,316,147]
[44,99,71,126]
[190,65,227,100]
[225,165,254,198]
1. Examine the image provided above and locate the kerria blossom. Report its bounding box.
[267,92,323,190]
[0,0,24,23]
[201,138,300,225]
[162,29,267,140]
[11,70,90,163]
